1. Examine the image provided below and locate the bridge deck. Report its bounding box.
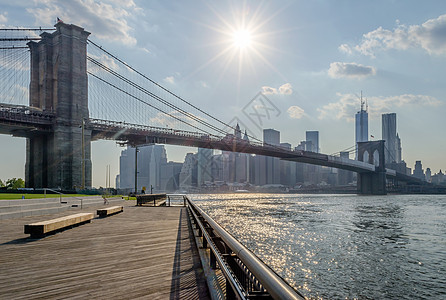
[0,200,210,299]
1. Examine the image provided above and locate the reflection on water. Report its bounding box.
[192,194,446,299]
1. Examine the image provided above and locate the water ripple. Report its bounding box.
[192,193,446,299]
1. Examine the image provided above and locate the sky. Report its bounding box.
[0,0,445,187]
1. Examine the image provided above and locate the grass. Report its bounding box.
[0,193,133,200]
[0,193,94,200]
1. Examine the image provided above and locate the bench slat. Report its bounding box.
[24,213,94,237]
[97,206,123,217]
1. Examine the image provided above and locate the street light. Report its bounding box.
[81,118,85,189]
[134,145,139,194]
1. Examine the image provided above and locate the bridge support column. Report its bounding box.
[356,140,387,195]
[357,171,387,195]
[25,23,91,190]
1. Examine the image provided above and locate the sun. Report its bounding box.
[232,29,252,49]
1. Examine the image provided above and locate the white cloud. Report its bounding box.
[347,14,446,57]
[261,86,277,95]
[262,83,293,95]
[0,13,7,23]
[26,0,139,45]
[328,62,376,79]
[338,43,352,54]
[287,106,305,119]
[164,76,175,84]
[318,93,442,121]
[278,83,293,95]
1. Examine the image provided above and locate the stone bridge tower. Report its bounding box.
[357,140,386,195]
[25,22,92,190]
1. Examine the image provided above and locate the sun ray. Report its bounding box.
[180,1,295,93]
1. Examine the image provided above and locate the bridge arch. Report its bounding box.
[356,140,387,195]
[373,150,380,167]
[362,150,370,164]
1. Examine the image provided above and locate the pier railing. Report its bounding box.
[186,197,305,300]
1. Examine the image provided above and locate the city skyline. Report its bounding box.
[0,1,445,187]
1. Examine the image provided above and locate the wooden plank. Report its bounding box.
[0,201,210,299]
[97,206,123,217]
[24,213,94,237]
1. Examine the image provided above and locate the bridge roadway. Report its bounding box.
[0,200,210,299]
[0,104,421,183]
[89,119,398,176]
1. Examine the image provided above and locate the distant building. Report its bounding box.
[197,148,213,186]
[355,95,368,158]
[280,143,296,186]
[338,151,353,185]
[234,123,242,140]
[305,131,319,153]
[294,142,306,184]
[382,113,398,164]
[118,145,167,192]
[305,131,320,185]
[179,153,197,190]
[425,168,432,183]
[160,161,183,192]
[431,170,445,185]
[413,160,425,181]
[115,174,120,189]
[396,134,402,163]
[263,129,280,146]
[263,129,280,184]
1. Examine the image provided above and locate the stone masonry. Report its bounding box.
[25,22,91,189]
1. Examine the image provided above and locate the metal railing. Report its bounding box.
[43,188,84,209]
[186,197,305,300]
[166,194,188,207]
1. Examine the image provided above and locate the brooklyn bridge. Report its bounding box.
[0,23,421,194]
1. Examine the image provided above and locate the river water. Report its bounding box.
[191,194,446,299]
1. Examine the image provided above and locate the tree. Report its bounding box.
[6,178,25,189]
[0,179,4,187]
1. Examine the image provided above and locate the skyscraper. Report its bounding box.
[355,95,368,145]
[197,148,213,186]
[118,145,167,192]
[413,160,425,181]
[263,129,280,184]
[305,131,320,184]
[305,131,319,153]
[382,113,397,164]
[263,129,280,146]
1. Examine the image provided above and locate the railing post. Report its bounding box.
[210,251,216,269]
[226,278,236,299]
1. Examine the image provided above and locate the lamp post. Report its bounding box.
[134,145,139,194]
[81,118,85,190]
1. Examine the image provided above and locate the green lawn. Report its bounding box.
[0,193,93,200]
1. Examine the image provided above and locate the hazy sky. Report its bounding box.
[1,0,445,187]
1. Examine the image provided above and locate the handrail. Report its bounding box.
[186,197,305,300]
[187,199,247,299]
[43,188,84,209]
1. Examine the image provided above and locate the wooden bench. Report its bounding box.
[24,213,94,238]
[97,206,123,218]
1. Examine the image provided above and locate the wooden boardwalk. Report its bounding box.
[0,200,210,299]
